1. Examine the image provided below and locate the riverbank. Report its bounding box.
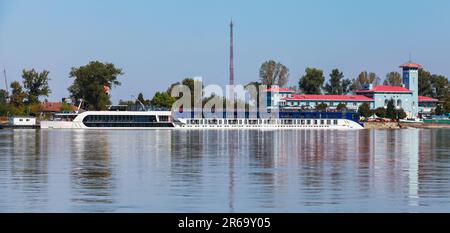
[0,124,40,129]
[363,122,400,129]
[363,121,450,129]
[400,122,450,129]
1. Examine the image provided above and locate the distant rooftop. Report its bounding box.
[283,94,373,102]
[418,96,439,102]
[263,87,295,93]
[355,85,413,93]
[399,61,422,69]
[40,102,78,112]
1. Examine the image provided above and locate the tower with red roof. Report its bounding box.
[400,61,422,117]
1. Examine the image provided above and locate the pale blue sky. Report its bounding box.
[1,0,449,102]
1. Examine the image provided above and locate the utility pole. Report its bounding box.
[3,68,9,97]
[229,19,234,101]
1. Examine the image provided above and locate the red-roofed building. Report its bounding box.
[354,85,416,115]
[263,87,295,108]
[418,96,440,115]
[355,85,413,94]
[263,61,438,118]
[418,96,439,102]
[39,102,79,116]
[399,62,423,69]
[281,94,374,110]
[284,94,373,102]
[262,87,295,93]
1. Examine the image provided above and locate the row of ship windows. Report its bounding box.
[187,119,339,125]
[83,115,157,123]
[83,123,174,128]
[82,115,170,123]
[183,125,333,128]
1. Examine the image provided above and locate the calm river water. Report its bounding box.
[0,128,449,212]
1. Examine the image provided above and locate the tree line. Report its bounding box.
[0,69,51,116]
[357,100,407,121]
[0,61,125,116]
[1,59,449,116]
[119,77,250,110]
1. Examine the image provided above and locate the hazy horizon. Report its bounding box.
[1,0,449,103]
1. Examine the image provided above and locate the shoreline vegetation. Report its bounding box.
[1,60,450,123]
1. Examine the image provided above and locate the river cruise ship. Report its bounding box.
[40,107,363,130]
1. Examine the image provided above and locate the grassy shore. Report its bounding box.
[363,122,400,129]
[364,121,450,129]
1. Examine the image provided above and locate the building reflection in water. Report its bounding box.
[69,130,116,211]
[6,129,48,210]
[169,130,205,211]
[356,129,373,199]
[297,130,354,207]
[226,130,236,212]
[416,129,450,207]
[1,127,448,212]
[247,130,277,210]
[406,129,419,206]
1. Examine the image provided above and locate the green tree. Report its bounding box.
[0,104,10,116]
[358,103,372,118]
[323,69,344,94]
[68,61,123,110]
[430,74,450,100]
[0,103,24,116]
[137,93,145,104]
[342,79,353,94]
[434,104,444,115]
[299,68,325,94]
[259,60,289,87]
[0,89,8,104]
[10,81,27,108]
[244,81,262,108]
[384,72,403,86]
[60,102,73,112]
[167,78,203,106]
[181,78,196,92]
[418,69,433,97]
[22,69,51,104]
[418,69,450,100]
[336,103,347,111]
[443,102,450,114]
[351,71,380,90]
[315,103,328,111]
[396,108,407,120]
[418,69,450,114]
[118,99,135,107]
[136,92,150,105]
[150,92,176,108]
[386,99,397,120]
[375,107,386,118]
[443,98,450,114]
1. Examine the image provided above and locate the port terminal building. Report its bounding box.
[266,62,439,118]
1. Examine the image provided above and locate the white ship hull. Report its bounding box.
[40,122,175,130]
[40,110,363,130]
[40,111,175,130]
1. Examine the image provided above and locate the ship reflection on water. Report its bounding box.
[0,128,449,212]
